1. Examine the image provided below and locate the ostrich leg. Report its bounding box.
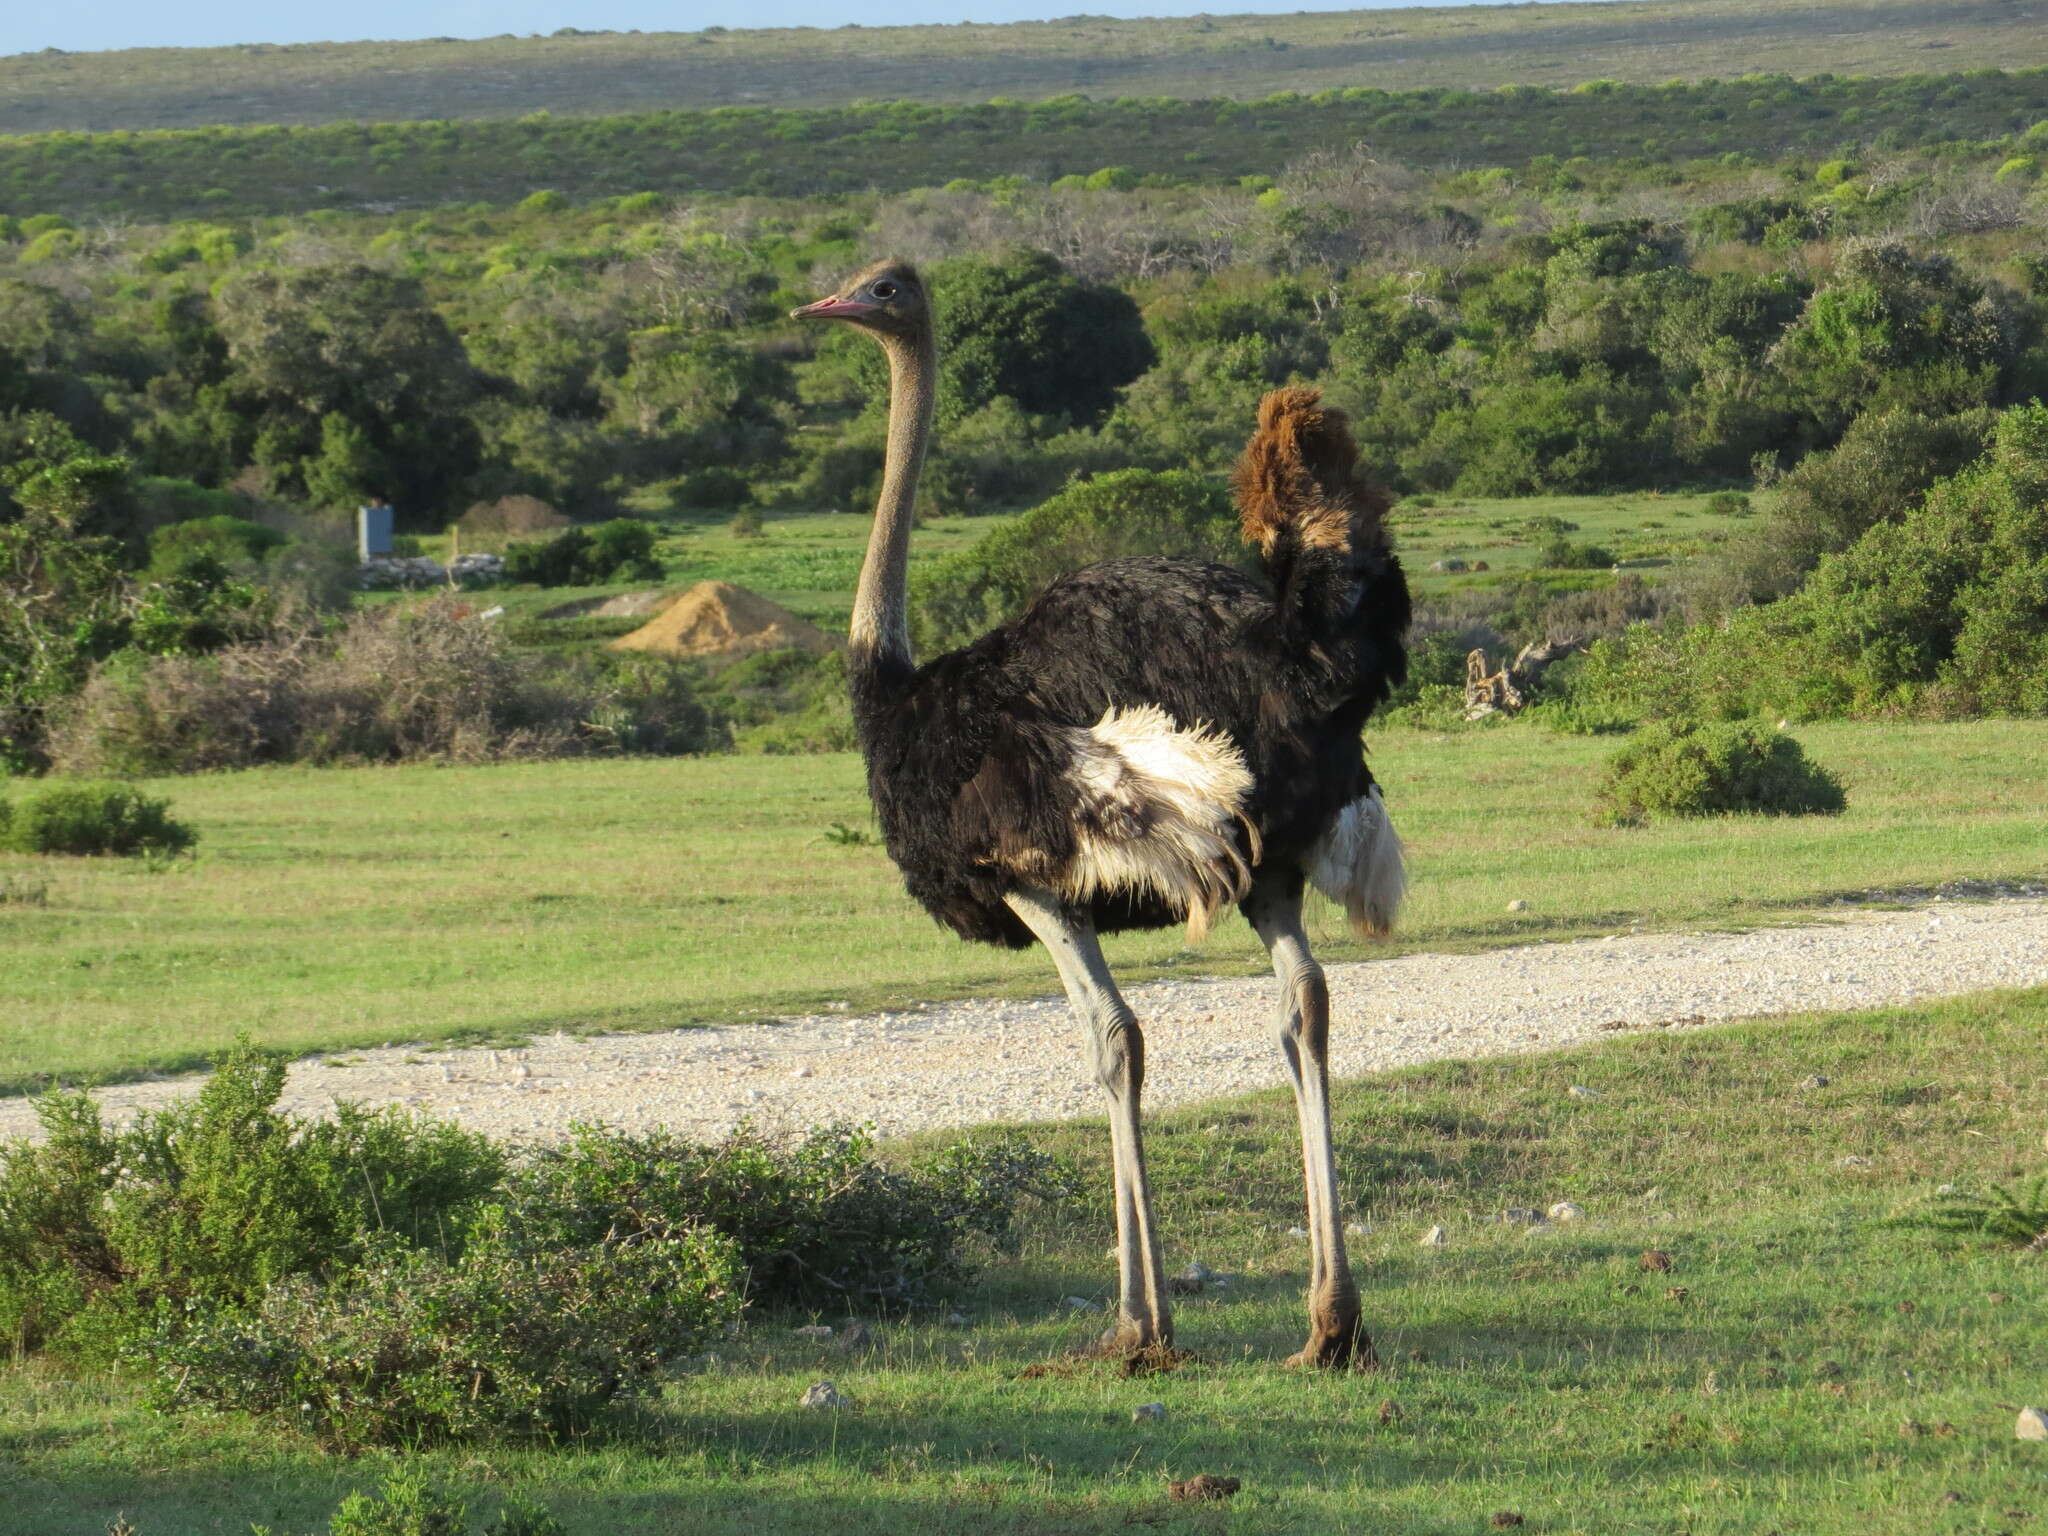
[1243,871,1372,1370]
[1005,884,1172,1351]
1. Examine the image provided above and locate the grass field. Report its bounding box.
[4,985,2043,1534]
[451,489,1754,643]
[5,0,2045,132]
[5,719,2046,1092]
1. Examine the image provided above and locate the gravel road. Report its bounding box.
[9,896,2046,1145]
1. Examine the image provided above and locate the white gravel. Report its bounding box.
[8,896,2046,1146]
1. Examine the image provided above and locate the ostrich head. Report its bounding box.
[790,259,929,342]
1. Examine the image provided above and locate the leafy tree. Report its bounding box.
[1771,239,2020,432]
[213,264,483,516]
[836,249,1152,432]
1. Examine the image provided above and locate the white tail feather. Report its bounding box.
[1308,786,1405,937]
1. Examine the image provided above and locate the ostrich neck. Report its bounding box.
[849,328,936,676]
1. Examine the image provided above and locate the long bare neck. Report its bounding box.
[849,326,936,672]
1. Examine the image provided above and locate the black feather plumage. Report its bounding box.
[852,387,1410,949]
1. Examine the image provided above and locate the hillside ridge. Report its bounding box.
[4,0,2045,134]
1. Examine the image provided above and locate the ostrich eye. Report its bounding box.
[872,281,898,300]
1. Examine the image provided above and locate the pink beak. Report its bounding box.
[790,295,878,320]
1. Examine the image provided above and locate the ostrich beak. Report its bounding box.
[790,295,879,321]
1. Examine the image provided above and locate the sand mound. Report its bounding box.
[539,590,676,621]
[609,581,837,659]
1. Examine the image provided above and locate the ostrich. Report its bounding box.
[792,261,1410,1368]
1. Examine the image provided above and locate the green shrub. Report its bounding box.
[309,1471,564,1536]
[914,469,1240,651]
[498,1122,1077,1310]
[1595,719,1846,826]
[142,1216,742,1448]
[1536,536,1616,570]
[0,1043,504,1360]
[0,780,195,857]
[1702,490,1753,518]
[147,514,287,574]
[502,520,661,586]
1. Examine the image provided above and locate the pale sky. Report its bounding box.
[4,1,1614,58]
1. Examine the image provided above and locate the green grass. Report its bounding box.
[3,719,2045,1091]
[3,986,2044,1534]
[1393,489,1750,597]
[5,0,2046,132]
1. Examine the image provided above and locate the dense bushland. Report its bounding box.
[4,101,2048,760]
[1558,402,2048,726]
[3,69,2046,217]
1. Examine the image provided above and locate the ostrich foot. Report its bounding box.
[1285,1299,1373,1371]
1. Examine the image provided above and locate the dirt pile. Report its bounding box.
[609,580,837,658]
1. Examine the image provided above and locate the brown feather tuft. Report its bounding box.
[1230,386,1388,558]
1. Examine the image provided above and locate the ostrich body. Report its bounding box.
[793,261,1410,1367]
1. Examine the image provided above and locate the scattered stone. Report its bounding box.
[1506,899,1529,913]
[800,1381,849,1411]
[792,1324,834,1340]
[1286,1225,1309,1238]
[1935,1182,1957,1195]
[1131,1401,1167,1423]
[945,1311,971,1328]
[1799,1074,1831,1090]
[790,1065,814,1079]
[836,1321,873,1352]
[1836,1155,1873,1169]
[2018,1407,2048,1441]
[1640,1250,1675,1273]
[1345,1221,1371,1237]
[357,555,447,590]
[1181,1261,1216,1284]
[1548,1201,1585,1222]
[1420,1224,1448,1247]
[1567,1085,1601,1100]
[1065,1296,1098,1312]
[1491,1514,1526,1529]
[1499,1207,1544,1226]
[1168,1474,1240,1503]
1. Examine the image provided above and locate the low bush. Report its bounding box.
[144,1217,742,1448]
[502,519,662,587]
[146,514,287,575]
[47,599,717,774]
[303,1470,563,1536]
[500,1122,1078,1310]
[0,780,195,857]
[0,1044,505,1360]
[1536,535,1617,570]
[1594,719,1847,826]
[1702,490,1753,518]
